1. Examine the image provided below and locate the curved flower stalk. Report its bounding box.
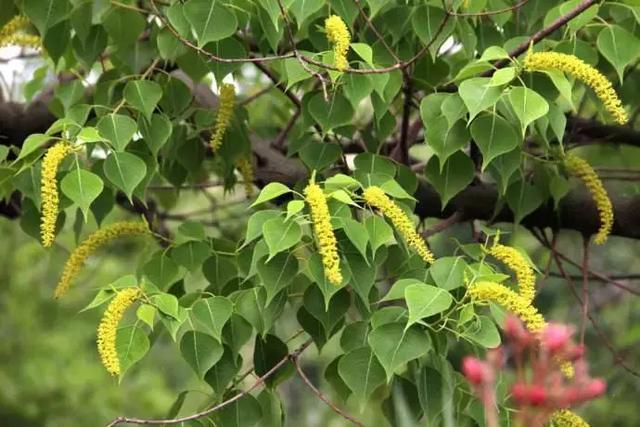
[488,244,536,303]
[363,186,435,264]
[324,15,351,71]
[97,287,141,376]
[40,142,73,248]
[564,154,613,245]
[0,15,40,48]
[54,221,150,298]
[235,155,255,198]
[210,83,236,152]
[304,182,342,285]
[524,51,627,125]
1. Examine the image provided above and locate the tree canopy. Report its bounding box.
[1,0,640,426]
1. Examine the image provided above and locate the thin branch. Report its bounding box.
[293,359,365,427]
[422,211,463,238]
[106,339,313,426]
[446,0,531,17]
[580,237,590,345]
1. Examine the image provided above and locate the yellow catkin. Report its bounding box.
[0,15,40,48]
[564,154,613,245]
[304,182,343,285]
[468,281,574,378]
[363,186,435,264]
[235,155,255,198]
[550,410,590,427]
[524,51,627,125]
[54,221,150,298]
[97,287,141,376]
[324,15,351,71]
[40,142,73,248]
[489,244,536,304]
[209,83,236,152]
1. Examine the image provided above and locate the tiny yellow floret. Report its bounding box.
[564,154,613,245]
[97,287,141,376]
[0,15,40,48]
[54,221,150,298]
[363,186,435,264]
[324,15,351,71]
[304,182,343,285]
[210,83,236,152]
[235,155,255,198]
[524,51,627,125]
[550,409,590,427]
[40,141,73,248]
[489,244,536,304]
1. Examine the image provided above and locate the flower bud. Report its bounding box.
[462,357,486,385]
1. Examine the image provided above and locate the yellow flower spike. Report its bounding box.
[564,154,613,245]
[304,182,343,286]
[210,83,236,153]
[40,142,73,248]
[550,409,590,427]
[468,281,574,378]
[363,186,435,264]
[524,51,627,125]
[235,155,255,198]
[0,15,40,48]
[324,15,351,71]
[97,287,142,376]
[488,244,536,304]
[54,221,150,298]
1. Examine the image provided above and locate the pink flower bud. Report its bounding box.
[542,324,573,353]
[511,382,528,405]
[527,385,548,406]
[584,379,606,399]
[462,357,485,385]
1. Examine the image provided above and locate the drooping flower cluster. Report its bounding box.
[54,221,150,298]
[488,244,536,303]
[0,15,40,48]
[305,183,342,285]
[97,287,141,376]
[564,154,613,245]
[524,51,627,124]
[40,142,73,248]
[324,15,351,71]
[462,317,604,427]
[363,186,435,264]
[235,155,255,198]
[210,83,236,152]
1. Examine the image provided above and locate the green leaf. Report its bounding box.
[257,252,299,305]
[289,0,324,26]
[24,0,70,36]
[285,200,305,221]
[192,296,233,341]
[234,288,285,336]
[425,151,474,208]
[381,278,424,302]
[124,80,163,120]
[254,334,293,388]
[307,253,350,309]
[341,218,369,261]
[183,0,238,46]
[262,217,302,260]
[204,346,241,395]
[368,323,431,381]
[116,325,150,377]
[340,321,370,352]
[202,254,237,292]
[152,293,180,320]
[429,257,468,291]
[470,113,522,171]
[412,5,453,58]
[405,284,453,327]
[338,347,386,402]
[18,134,51,160]
[465,315,501,348]
[180,330,223,378]
[424,117,470,167]
[508,87,549,135]
[506,179,544,223]
[364,215,394,255]
[60,167,104,221]
[97,114,137,151]
[459,77,503,120]
[308,93,354,132]
[171,241,210,271]
[213,394,263,427]
[244,210,281,245]
[136,304,156,329]
[251,183,291,207]
[299,142,342,171]
[351,43,374,66]
[103,152,147,200]
[597,25,640,82]
[342,254,375,307]
[143,252,180,290]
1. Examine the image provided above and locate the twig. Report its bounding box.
[446,0,531,17]
[106,339,313,426]
[422,211,463,238]
[239,85,274,107]
[293,359,365,427]
[393,72,414,165]
[580,237,590,345]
